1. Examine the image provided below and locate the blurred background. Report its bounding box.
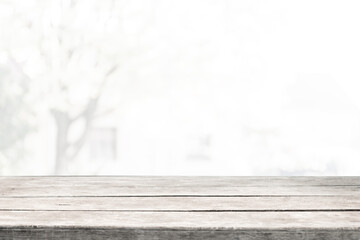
[1,0,360,175]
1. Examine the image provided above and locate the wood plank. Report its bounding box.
[1,196,360,211]
[1,176,359,186]
[1,184,359,197]
[1,177,359,239]
[0,211,359,229]
[1,177,358,197]
[0,177,360,197]
[1,227,359,240]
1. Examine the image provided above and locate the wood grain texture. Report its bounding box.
[1,176,359,197]
[1,228,360,240]
[1,176,360,186]
[1,211,360,228]
[1,196,360,211]
[0,176,359,239]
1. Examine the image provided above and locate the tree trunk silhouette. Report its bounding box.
[51,98,98,174]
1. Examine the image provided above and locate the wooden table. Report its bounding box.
[0,176,359,239]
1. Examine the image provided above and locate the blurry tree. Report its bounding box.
[0,58,34,173]
[0,0,155,174]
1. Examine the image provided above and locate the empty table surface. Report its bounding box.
[0,176,359,239]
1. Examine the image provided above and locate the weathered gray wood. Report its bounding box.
[1,176,359,186]
[0,177,359,239]
[1,177,359,197]
[1,227,360,240]
[1,176,359,197]
[1,196,360,211]
[1,211,360,228]
[1,185,359,197]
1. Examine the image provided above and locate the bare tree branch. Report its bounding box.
[71,64,119,122]
[93,107,116,119]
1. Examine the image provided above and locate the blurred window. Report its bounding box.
[87,128,117,162]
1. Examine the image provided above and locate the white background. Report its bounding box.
[0,0,360,175]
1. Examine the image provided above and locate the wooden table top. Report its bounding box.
[0,176,359,239]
